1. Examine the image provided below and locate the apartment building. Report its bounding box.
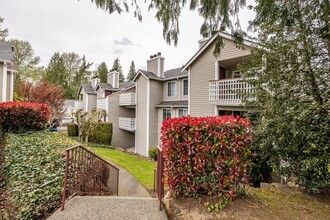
[0,41,16,102]
[77,32,255,157]
[182,32,254,117]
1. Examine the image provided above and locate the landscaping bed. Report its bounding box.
[165,184,330,220]
[0,131,77,220]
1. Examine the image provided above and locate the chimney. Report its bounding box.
[198,38,209,48]
[146,52,164,78]
[107,70,119,89]
[91,77,100,89]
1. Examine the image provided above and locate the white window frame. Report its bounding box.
[179,109,188,117]
[167,81,176,97]
[163,108,172,121]
[182,79,188,96]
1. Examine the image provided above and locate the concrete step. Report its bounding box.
[48,196,168,220]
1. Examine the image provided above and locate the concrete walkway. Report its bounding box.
[48,196,167,220]
[49,161,167,220]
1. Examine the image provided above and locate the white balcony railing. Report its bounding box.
[119,92,136,106]
[119,117,136,132]
[74,101,83,110]
[97,98,106,110]
[209,78,254,105]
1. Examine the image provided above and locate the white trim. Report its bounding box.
[134,81,138,154]
[157,58,161,77]
[214,105,218,116]
[9,71,14,101]
[188,67,191,115]
[215,61,219,80]
[132,70,149,82]
[146,79,150,156]
[182,32,256,71]
[167,80,177,97]
[182,79,188,97]
[2,62,7,101]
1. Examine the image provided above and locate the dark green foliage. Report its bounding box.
[241,0,330,193]
[97,62,108,83]
[148,147,158,161]
[250,156,273,187]
[126,60,137,81]
[67,123,79,136]
[88,122,113,145]
[1,131,77,219]
[111,58,125,82]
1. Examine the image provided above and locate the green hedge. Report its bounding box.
[149,147,158,161]
[67,123,79,136]
[2,131,77,219]
[88,122,113,145]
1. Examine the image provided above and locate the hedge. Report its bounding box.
[0,102,50,133]
[1,131,77,219]
[160,116,254,201]
[67,123,79,136]
[88,122,113,145]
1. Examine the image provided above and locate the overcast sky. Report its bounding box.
[0,0,255,77]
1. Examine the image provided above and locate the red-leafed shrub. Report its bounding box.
[0,102,50,133]
[161,116,254,202]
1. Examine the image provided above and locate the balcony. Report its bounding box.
[74,101,83,110]
[119,92,136,106]
[209,78,254,106]
[97,98,106,110]
[119,117,136,132]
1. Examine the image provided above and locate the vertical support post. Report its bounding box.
[157,146,164,211]
[61,150,70,211]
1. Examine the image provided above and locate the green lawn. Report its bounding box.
[93,147,156,189]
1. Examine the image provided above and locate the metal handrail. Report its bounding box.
[61,145,119,210]
[155,146,164,211]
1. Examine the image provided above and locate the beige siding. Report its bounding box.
[147,59,158,76]
[108,91,135,147]
[190,41,217,116]
[149,80,163,149]
[189,38,251,116]
[162,77,188,101]
[0,64,3,102]
[107,74,113,85]
[218,38,251,61]
[97,88,104,99]
[135,76,148,155]
[87,94,97,112]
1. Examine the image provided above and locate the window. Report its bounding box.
[163,109,171,121]
[167,81,176,97]
[179,109,188,117]
[183,79,188,96]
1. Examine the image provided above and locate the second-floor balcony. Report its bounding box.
[209,78,254,106]
[97,98,106,110]
[119,117,136,132]
[74,101,83,110]
[119,92,136,106]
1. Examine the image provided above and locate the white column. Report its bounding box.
[9,71,14,101]
[2,62,7,102]
[214,61,219,80]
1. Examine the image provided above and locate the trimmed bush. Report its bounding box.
[88,122,113,145]
[67,123,79,136]
[149,147,158,161]
[0,102,50,133]
[161,116,254,201]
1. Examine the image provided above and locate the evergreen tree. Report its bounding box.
[0,17,8,40]
[97,62,108,83]
[126,61,136,81]
[45,52,69,97]
[112,58,125,82]
[241,0,329,193]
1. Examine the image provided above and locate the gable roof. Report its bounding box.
[0,41,15,63]
[78,83,96,95]
[182,32,255,71]
[133,67,188,82]
[96,83,115,91]
[119,81,135,90]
